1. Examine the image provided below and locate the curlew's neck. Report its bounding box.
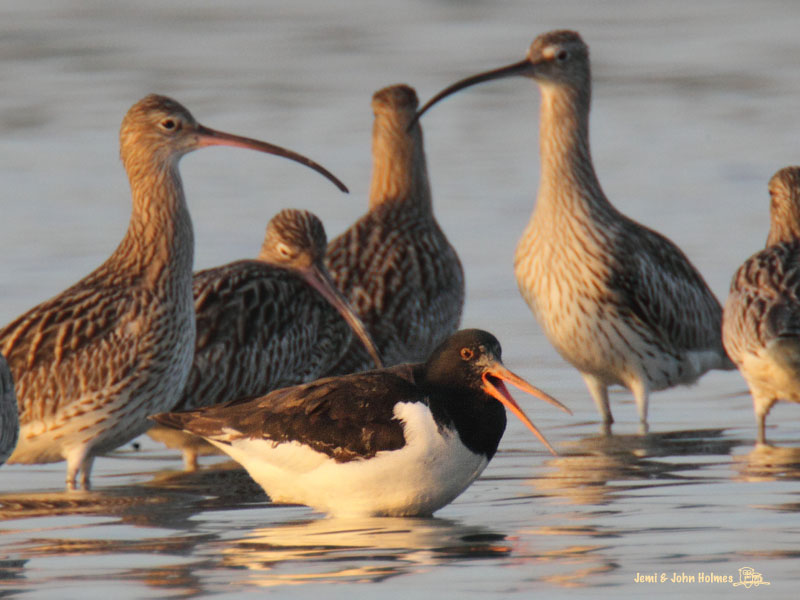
[368,117,432,214]
[766,211,800,247]
[536,82,610,220]
[110,159,194,288]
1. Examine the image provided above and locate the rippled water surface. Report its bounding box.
[1,1,799,597]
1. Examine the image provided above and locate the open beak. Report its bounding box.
[409,59,533,130]
[302,264,384,369]
[194,124,349,193]
[481,360,571,456]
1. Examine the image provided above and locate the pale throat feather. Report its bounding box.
[536,83,602,219]
[517,82,614,339]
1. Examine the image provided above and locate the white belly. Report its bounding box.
[212,402,489,517]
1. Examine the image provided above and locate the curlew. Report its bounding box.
[1,94,347,488]
[324,84,464,375]
[152,329,570,517]
[413,30,732,432]
[148,208,382,470]
[723,167,800,444]
[0,354,18,465]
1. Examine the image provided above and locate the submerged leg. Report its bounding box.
[183,448,199,472]
[79,454,95,490]
[583,374,613,433]
[65,444,93,491]
[630,379,650,435]
[753,395,775,445]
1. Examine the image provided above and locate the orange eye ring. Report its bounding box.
[460,347,474,361]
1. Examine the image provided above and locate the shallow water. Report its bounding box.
[1,1,799,597]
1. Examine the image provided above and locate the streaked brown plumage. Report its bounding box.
[0,353,18,465]
[414,31,732,432]
[1,94,348,488]
[324,84,464,375]
[723,167,800,444]
[148,208,382,470]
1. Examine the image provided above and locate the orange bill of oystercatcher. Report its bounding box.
[151,329,571,517]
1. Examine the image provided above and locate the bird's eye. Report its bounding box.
[160,118,177,131]
[276,243,292,258]
[556,49,569,62]
[460,347,474,361]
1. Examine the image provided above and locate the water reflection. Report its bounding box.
[0,463,262,597]
[0,557,27,580]
[119,563,208,599]
[509,523,619,588]
[144,459,269,511]
[0,487,192,522]
[217,516,512,587]
[733,443,800,483]
[0,461,267,528]
[532,429,740,505]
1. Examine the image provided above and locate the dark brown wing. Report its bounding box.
[153,364,421,462]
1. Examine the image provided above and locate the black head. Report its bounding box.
[424,329,570,455]
[424,329,503,391]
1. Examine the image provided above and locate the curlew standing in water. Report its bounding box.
[0,354,18,465]
[413,30,732,432]
[151,329,570,517]
[723,167,800,444]
[324,84,464,375]
[148,208,382,470]
[1,94,347,488]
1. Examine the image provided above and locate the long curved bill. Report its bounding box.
[195,124,349,193]
[481,361,571,456]
[302,263,384,369]
[409,59,533,130]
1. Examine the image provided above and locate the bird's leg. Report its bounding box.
[583,374,613,434]
[79,455,95,490]
[65,445,93,491]
[183,448,199,472]
[631,379,650,435]
[754,395,776,445]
